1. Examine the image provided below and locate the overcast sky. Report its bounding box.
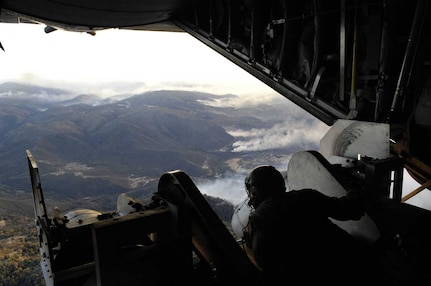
[0,23,427,209]
[0,23,273,97]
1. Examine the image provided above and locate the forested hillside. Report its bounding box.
[0,213,44,285]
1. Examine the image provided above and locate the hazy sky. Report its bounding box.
[0,22,427,209]
[0,23,273,97]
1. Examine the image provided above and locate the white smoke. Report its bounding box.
[196,165,289,206]
[227,119,329,152]
[196,173,248,206]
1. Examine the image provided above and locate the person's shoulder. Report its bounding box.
[286,188,322,197]
[254,195,285,213]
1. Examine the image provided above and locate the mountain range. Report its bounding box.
[0,82,322,211]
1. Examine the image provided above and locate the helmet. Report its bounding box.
[245,165,286,208]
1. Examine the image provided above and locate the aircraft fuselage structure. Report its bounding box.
[3,0,431,285]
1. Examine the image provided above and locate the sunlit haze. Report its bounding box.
[0,23,273,97]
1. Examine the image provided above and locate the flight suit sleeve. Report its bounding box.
[302,188,367,221]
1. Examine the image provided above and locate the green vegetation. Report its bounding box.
[0,214,44,285]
